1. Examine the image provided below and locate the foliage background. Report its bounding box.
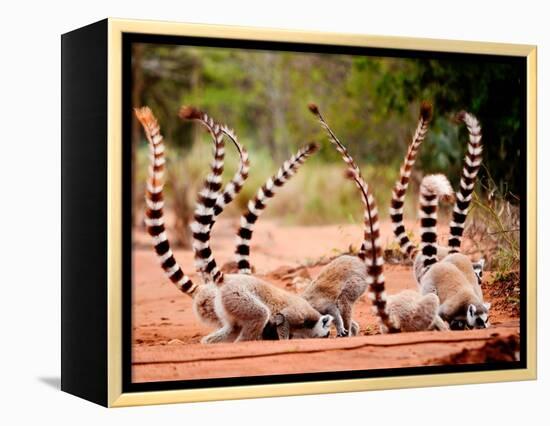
[132,43,524,229]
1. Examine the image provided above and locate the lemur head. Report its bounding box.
[472,258,486,285]
[292,313,333,339]
[449,302,491,330]
[272,312,333,339]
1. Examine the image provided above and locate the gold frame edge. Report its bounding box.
[106,17,537,407]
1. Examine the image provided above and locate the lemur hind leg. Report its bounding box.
[237,314,269,341]
[325,304,346,336]
[338,276,365,337]
[201,324,240,344]
[337,298,354,338]
[350,320,360,336]
[219,283,270,342]
[235,298,270,342]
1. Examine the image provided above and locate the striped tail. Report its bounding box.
[448,111,483,253]
[390,101,433,259]
[179,106,226,285]
[212,125,250,220]
[134,107,198,297]
[234,142,320,274]
[308,103,398,333]
[418,174,454,276]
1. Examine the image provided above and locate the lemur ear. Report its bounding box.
[466,304,477,326]
[274,313,290,340]
[273,313,285,326]
[479,258,486,269]
[484,302,492,311]
[321,314,333,328]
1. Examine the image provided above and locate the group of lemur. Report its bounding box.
[135,98,491,344]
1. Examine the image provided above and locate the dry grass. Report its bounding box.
[465,182,520,274]
[464,170,520,308]
[134,141,402,231]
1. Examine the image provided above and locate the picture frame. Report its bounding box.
[61,18,537,407]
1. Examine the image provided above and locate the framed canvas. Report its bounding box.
[61,18,537,407]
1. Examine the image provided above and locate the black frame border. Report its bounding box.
[121,32,528,394]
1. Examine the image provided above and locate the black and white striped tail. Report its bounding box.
[448,111,483,253]
[234,142,319,274]
[179,106,226,285]
[390,101,433,259]
[419,174,454,276]
[135,107,198,296]
[308,103,398,333]
[212,125,250,220]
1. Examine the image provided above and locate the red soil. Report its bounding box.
[132,218,519,383]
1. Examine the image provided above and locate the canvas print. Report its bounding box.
[128,39,524,385]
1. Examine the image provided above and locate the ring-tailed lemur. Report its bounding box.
[223,104,449,335]
[177,106,251,285]
[178,107,333,341]
[424,254,491,330]
[136,106,219,329]
[299,104,448,335]
[389,108,486,285]
[374,175,455,333]
[234,142,320,274]
[138,106,333,343]
[415,174,456,280]
[301,103,394,335]
[390,101,433,259]
[212,125,250,220]
[447,111,484,253]
[390,111,490,329]
[355,171,448,333]
[414,173,490,329]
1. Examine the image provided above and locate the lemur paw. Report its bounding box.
[201,334,224,344]
[337,329,348,337]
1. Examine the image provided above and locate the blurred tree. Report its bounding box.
[369,57,524,197]
[132,44,524,200]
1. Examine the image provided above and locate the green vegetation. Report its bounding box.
[132,43,523,231]
[135,135,403,228]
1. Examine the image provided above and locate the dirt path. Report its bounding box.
[133,326,519,382]
[132,218,519,383]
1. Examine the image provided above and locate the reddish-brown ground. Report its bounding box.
[132,218,520,383]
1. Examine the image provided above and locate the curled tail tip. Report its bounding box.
[419,101,433,122]
[456,110,480,130]
[178,105,203,120]
[454,110,479,125]
[422,173,454,198]
[453,110,468,122]
[134,106,154,125]
[306,141,320,153]
[307,102,320,116]
[433,173,454,197]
